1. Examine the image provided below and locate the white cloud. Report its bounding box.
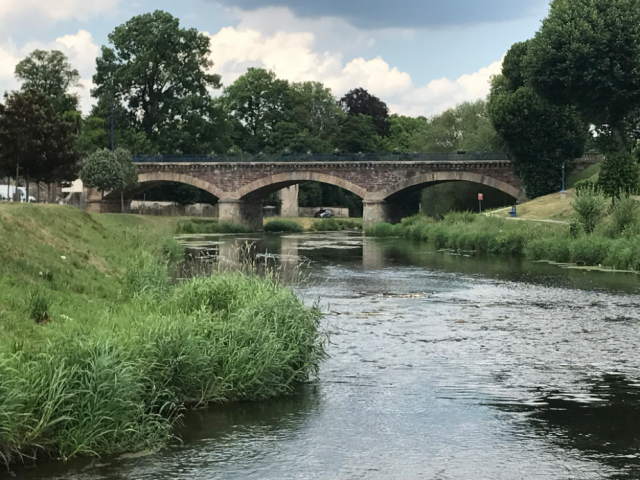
[208,25,501,117]
[0,0,120,31]
[0,30,99,114]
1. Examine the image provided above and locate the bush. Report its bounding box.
[571,189,608,234]
[570,236,611,265]
[264,220,304,233]
[365,222,398,237]
[598,153,640,200]
[442,211,476,225]
[29,287,51,324]
[609,196,640,237]
[309,218,362,231]
[176,220,253,234]
[574,179,599,193]
[0,271,325,466]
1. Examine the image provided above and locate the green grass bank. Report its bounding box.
[0,204,325,466]
[366,211,640,272]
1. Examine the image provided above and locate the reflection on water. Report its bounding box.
[11,233,640,480]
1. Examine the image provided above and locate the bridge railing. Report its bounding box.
[132,152,511,163]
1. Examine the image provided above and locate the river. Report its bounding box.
[12,232,640,479]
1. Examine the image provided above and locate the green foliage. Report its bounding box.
[161,237,185,261]
[175,220,253,234]
[609,196,640,236]
[309,218,362,231]
[14,49,81,115]
[336,114,380,153]
[339,88,390,137]
[222,68,290,154]
[526,0,640,152]
[93,10,227,154]
[29,287,51,324]
[0,204,325,466]
[411,100,502,153]
[598,153,640,200]
[0,90,80,183]
[75,116,109,156]
[571,189,608,234]
[380,115,429,152]
[80,148,138,200]
[442,211,477,225]
[574,179,599,194]
[264,220,305,233]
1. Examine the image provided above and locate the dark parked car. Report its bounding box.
[314,209,333,218]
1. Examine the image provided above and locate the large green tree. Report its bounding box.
[526,0,640,153]
[93,10,227,154]
[411,100,502,153]
[336,114,380,153]
[272,81,344,153]
[0,91,79,197]
[380,115,429,152]
[488,42,588,198]
[15,50,81,116]
[339,88,390,137]
[221,68,290,154]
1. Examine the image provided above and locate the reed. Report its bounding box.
[0,204,325,467]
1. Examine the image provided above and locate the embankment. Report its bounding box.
[0,204,325,466]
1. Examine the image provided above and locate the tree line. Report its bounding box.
[2,3,640,204]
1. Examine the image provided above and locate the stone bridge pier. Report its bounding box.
[85,154,601,229]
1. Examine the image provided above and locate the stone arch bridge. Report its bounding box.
[86,153,600,229]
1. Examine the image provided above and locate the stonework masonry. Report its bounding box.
[85,156,600,229]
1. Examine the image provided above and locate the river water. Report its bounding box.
[12,233,640,480]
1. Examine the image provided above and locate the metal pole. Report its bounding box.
[110,70,115,151]
[562,162,566,192]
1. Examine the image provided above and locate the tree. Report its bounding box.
[380,115,429,152]
[336,114,380,153]
[93,11,226,154]
[272,81,344,153]
[0,90,79,199]
[411,100,502,153]
[15,50,81,116]
[339,88,390,137]
[598,153,639,200]
[221,68,290,153]
[488,42,588,198]
[113,148,138,212]
[81,148,137,211]
[526,0,640,154]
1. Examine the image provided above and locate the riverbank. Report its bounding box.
[0,204,325,467]
[366,211,640,272]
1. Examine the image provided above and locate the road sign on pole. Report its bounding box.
[478,193,484,213]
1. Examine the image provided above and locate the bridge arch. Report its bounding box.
[235,171,368,201]
[379,171,526,202]
[103,171,226,201]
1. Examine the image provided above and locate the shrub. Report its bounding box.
[264,220,304,233]
[176,221,253,234]
[442,211,476,225]
[609,196,640,237]
[574,179,598,193]
[29,287,51,324]
[570,236,611,266]
[309,218,362,231]
[365,222,397,237]
[571,189,608,234]
[598,153,640,200]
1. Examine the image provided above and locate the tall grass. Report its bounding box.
[0,205,325,467]
[367,212,640,271]
[309,218,362,231]
[0,256,325,466]
[264,220,305,233]
[176,220,253,234]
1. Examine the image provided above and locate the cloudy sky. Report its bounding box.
[0,0,550,117]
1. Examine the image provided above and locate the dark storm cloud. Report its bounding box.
[214,0,546,29]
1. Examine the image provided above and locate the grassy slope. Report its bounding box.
[0,204,325,465]
[0,204,179,339]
